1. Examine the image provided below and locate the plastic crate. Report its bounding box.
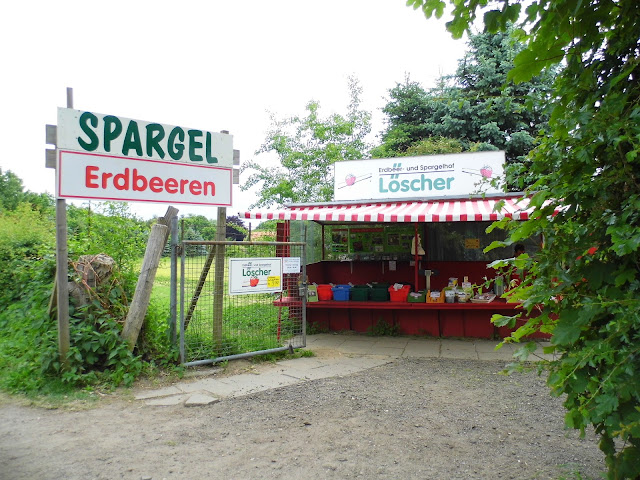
[388,284,411,302]
[350,285,371,301]
[407,290,427,303]
[426,290,445,303]
[331,284,351,301]
[317,284,333,301]
[370,287,390,302]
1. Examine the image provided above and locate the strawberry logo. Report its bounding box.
[345,174,356,186]
[249,277,259,287]
[480,166,493,178]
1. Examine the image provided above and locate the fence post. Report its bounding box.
[169,214,179,345]
[213,207,226,352]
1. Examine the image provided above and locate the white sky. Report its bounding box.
[0,0,467,222]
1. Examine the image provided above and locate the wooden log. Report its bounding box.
[157,206,179,243]
[121,223,168,351]
[212,207,226,351]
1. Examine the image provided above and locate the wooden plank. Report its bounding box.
[56,87,72,369]
[212,207,226,352]
[121,223,169,350]
[46,124,57,145]
[45,148,56,169]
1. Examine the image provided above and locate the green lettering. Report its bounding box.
[188,130,203,162]
[420,175,433,190]
[146,123,165,158]
[122,121,143,157]
[434,177,446,190]
[78,111,99,151]
[167,127,185,160]
[103,115,123,152]
[205,132,218,163]
[447,177,454,189]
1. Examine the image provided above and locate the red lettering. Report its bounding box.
[101,172,113,189]
[113,168,130,190]
[149,177,163,193]
[165,178,178,194]
[85,166,99,188]
[189,180,202,196]
[81,165,221,200]
[133,169,147,192]
[203,181,215,196]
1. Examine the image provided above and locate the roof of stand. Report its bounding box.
[239,193,535,224]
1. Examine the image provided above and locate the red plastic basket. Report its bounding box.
[317,284,333,301]
[388,284,411,302]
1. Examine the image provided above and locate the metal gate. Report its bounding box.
[179,240,306,366]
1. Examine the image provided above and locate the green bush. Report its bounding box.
[0,201,177,397]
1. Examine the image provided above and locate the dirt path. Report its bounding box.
[1,356,605,480]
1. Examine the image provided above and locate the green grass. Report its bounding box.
[150,256,172,304]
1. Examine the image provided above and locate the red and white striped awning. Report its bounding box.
[239,196,534,223]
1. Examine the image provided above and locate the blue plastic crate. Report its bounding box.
[331,284,351,301]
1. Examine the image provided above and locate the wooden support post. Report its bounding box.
[155,206,179,344]
[169,214,179,346]
[212,207,226,352]
[156,206,179,245]
[121,223,169,351]
[55,87,73,369]
[56,198,70,367]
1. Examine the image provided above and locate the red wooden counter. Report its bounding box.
[275,297,528,339]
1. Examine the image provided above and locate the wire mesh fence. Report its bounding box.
[179,240,306,366]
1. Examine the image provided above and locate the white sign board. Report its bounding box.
[57,151,232,206]
[56,108,233,205]
[334,151,505,201]
[229,258,283,295]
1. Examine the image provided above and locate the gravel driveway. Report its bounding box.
[1,350,605,480]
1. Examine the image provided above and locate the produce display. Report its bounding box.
[470,293,496,304]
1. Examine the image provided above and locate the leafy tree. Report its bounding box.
[181,214,212,238]
[225,215,246,241]
[24,191,54,213]
[182,225,207,256]
[371,76,437,156]
[374,27,555,189]
[176,214,247,242]
[407,0,640,477]
[403,136,464,157]
[241,76,372,208]
[0,169,54,213]
[0,169,27,212]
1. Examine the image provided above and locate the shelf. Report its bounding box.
[274,297,521,311]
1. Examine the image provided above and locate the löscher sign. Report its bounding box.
[56,108,233,206]
[334,151,505,201]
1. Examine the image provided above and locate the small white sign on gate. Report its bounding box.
[229,258,283,295]
[282,257,301,274]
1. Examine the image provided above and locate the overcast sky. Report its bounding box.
[0,0,468,222]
